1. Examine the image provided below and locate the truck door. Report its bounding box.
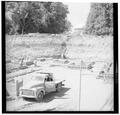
[44,77,56,92]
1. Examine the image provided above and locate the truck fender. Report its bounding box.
[36,87,45,95]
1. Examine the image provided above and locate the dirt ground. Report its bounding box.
[6,34,113,111]
[6,59,113,111]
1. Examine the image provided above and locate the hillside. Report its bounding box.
[6,33,113,73]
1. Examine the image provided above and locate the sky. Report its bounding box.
[64,3,90,29]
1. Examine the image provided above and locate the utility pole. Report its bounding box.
[79,60,82,111]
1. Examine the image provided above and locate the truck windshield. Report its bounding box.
[32,76,44,81]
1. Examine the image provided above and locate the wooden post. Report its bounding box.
[79,60,82,111]
[15,79,19,97]
[15,78,23,97]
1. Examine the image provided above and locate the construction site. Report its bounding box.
[6,33,113,111]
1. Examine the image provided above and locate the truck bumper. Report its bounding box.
[20,94,36,98]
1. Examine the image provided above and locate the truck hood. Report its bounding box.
[22,81,44,89]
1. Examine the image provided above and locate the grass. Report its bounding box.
[6,33,113,73]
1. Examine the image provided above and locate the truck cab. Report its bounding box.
[43,73,56,93]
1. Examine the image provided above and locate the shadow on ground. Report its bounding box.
[22,87,70,103]
[43,87,70,103]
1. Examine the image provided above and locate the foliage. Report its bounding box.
[85,3,113,35]
[5,2,71,34]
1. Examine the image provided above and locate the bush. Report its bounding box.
[26,61,34,66]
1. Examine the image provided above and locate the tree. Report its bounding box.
[85,3,113,35]
[47,2,69,33]
[6,2,47,34]
[5,2,71,34]
[5,2,20,34]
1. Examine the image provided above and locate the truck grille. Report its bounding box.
[22,89,34,96]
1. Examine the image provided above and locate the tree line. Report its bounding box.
[5,2,71,34]
[85,3,113,36]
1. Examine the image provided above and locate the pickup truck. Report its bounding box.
[19,72,65,102]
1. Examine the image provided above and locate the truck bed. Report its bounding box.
[54,79,65,84]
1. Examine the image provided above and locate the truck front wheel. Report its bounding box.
[56,83,62,92]
[36,91,44,102]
